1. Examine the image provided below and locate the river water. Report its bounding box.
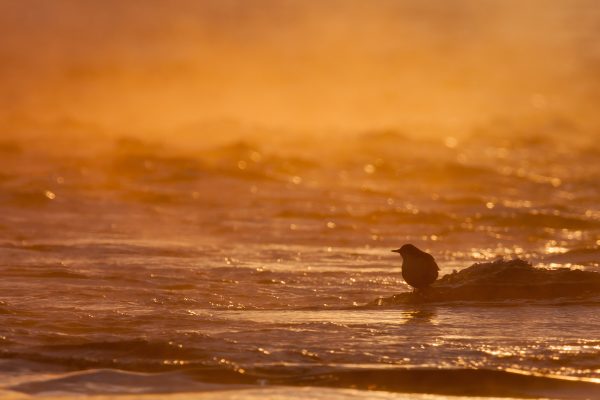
[0,126,599,399]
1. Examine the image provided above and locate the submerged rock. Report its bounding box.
[371,259,600,305]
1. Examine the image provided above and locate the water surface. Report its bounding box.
[0,127,599,398]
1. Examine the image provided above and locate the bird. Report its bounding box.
[391,244,439,290]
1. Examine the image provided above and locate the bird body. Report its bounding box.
[392,244,439,290]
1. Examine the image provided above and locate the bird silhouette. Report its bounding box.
[391,244,439,290]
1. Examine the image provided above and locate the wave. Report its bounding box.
[0,301,12,315]
[544,247,600,265]
[0,241,200,258]
[277,208,453,226]
[6,365,600,399]
[0,335,245,372]
[477,212,600,230]
[7,367,227,395]
[271,367,600,399]
[370,259,600,305]
[110,138,318,187]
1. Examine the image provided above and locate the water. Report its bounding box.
[1,126,600,399]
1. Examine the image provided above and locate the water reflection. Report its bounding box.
[403,308,437,325]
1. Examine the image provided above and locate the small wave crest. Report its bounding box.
[0,336,235,372]
[7,368,228,395]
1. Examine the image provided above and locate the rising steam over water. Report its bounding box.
[1,0,600,399]
[2,0,600,133]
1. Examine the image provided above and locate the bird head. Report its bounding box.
[391,244,420,258]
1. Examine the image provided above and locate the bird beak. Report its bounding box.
[391,249,401,253]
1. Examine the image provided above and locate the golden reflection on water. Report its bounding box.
[544,241,569,254]
[403,309,437,325]
[189,309,440,327]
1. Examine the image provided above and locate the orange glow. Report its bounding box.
[1,3,600,398]
[1,0,600,139]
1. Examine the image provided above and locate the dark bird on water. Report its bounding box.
[392,244,439,290]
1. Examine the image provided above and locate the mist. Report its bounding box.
[1,0,599,138]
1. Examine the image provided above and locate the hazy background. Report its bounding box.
[1,0,600,140]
